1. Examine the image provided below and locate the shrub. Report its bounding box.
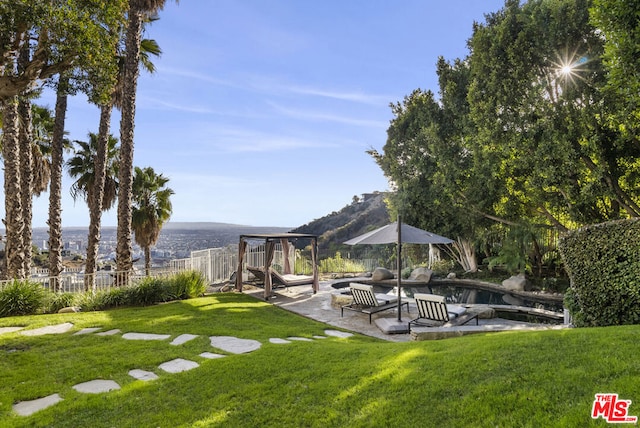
[0,280,46,317]
[170,270,207,299]
[42,292,77,314]
[76,287,133,312]
[132,277,174,306]
[430,259,455,276]
[559,218,640,327]
[319,252,367,274]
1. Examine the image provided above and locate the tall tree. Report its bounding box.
[67,132,119,290]
[17,44,34,276]
[117,0,171,276]
[466,0,640,227]
[89,36,160,287]
[48,76,70,287]
[0,1,127,102]
[591,0,640,144]
[131,166,173,275]
[1,0,126,280]
[2,97,25,279]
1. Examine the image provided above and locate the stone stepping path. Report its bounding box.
[129,369,158,381]
[122,332,171,341]
[209,336,262,354]
[0,326,24,335]
[20,322,74,336]
[72,379,121,394]
[171,334,199,345]
[6,323,354,417]
[159,358,200,373]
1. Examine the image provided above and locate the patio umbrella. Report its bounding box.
[344,217,454,322]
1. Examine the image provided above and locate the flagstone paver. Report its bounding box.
[269,338,292,344]
[287,337,314,342]
[324,329,353,338]
[0,326,24,335]
[129,369,159,381]
[96,329,121,336]
[209,336,262,354]
[122,332,171,341]
[170,334,199,345]
[313,335,327,339]
[200,352,226,359]
[159,358,199,373]
[13,393,63,416]
[73,327,102,335]
[21,322,74,336]
[72,379,121,394]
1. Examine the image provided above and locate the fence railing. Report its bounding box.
[1,268,180,294]
[2,247,390,294]
[169,244,386,285]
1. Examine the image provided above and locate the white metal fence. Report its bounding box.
[0,268,179,294]
[0,246,385,294]
[169,243,294,284]
[169,244,383,285]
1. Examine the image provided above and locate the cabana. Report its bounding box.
[235,233,319,300]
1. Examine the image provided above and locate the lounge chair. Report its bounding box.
[246,266,314,288]
[341,283,409,324]
[408,293,478,329]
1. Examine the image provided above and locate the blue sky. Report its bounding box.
[23,0,506,228]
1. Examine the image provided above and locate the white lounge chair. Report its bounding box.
[409,293,478,329]
[341,283,409,324]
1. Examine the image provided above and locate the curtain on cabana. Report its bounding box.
[236,233,319,300]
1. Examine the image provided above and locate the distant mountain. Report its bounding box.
[291,192,390,253]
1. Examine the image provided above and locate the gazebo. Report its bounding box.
[235,233,319,300]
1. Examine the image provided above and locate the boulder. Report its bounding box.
[408,267,433,283]
[58,306,81,314]
[501,274,528,291]
[371,267,394,281]
[446,272,457,279]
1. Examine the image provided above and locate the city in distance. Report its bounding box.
[26,222,292,265]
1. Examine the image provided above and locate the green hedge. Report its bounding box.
[559,219,640,326]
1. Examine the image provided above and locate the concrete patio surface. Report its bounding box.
[241,280,568,342]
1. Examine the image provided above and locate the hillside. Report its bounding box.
[291,192,390,254]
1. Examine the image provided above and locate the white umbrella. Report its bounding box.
[344,217,453,323]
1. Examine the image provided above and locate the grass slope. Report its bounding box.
[0,294,638,427]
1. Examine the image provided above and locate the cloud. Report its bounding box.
[285,85,392,106]
[209,127,339,153]
[267,102,387,128]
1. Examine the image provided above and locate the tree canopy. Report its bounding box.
[0,0,127,102]
[374,0,640,241]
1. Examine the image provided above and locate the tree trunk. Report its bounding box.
[144,245,151,276]
[2,97,26,279]
[17,44,33,277]
[48,77,68,290]
[85,103,112,291]
[116,7,143,278]
[18,96,33,277]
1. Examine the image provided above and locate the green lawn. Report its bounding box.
[1,293,638,427]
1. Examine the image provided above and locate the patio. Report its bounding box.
[241,279,568,342]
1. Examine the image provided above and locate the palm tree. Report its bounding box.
[92,36,160,286]
[131,166,174,275]
[67,133,120,210]
[117,0,171,276]
[48,76,70,287]
[2,96,25,279]
[67,132,120,290]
